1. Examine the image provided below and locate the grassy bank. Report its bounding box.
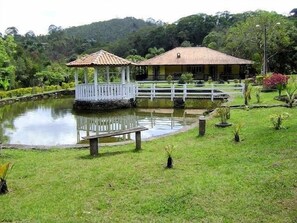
[0,103,296,222]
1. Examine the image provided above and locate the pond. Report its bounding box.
[0,97,204,146]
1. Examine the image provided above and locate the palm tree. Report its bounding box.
[145,47,165,59]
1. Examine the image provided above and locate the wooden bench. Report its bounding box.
[82,126,148,156]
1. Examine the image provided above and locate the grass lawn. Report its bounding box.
[228,87,283,106]
[0,94,297,222]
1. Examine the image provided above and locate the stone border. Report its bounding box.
[0,90,74,106]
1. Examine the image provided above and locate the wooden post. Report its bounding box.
[94,67,98,100]
[171,83,175,101]
[135,131,141,150]
[74,69,79,100]
[121,67,125,84]
[106,66,110,84]
[90,138,99,156]
[126,66,130,83]
[211,84,214,101]
[84,67,88,84]
[199,115,206,136]
[74,69,78,85]
[183,84,187,101]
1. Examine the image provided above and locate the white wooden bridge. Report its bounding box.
[74,82,244,102]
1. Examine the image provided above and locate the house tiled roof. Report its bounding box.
[137,47,253,65]
[66,50,134,67]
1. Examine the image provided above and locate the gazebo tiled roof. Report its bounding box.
[137,47,253,65]
[67,50,134,67]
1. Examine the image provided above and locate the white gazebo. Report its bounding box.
[67,50,136,103]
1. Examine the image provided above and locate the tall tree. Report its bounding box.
[0,36,17,89]
[223,11,296,73]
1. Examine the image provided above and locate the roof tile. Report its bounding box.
[137,47,253,65]
[67,50,133,67]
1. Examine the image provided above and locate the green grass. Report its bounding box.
[0,106,297,222]
[228,88,285,106]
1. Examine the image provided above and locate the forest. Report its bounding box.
[0,10,296,90]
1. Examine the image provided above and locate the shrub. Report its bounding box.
[244,81,252,106]
[263,73,289,97]
[270,112,290,130]
[255,87,261,103]
[233,123,243,142]
[178,74,186,84]
[165,145,174,168]
[179,72,193,84]
[285,76,297,108]
[0,163,12,195]
[166,75,173,84]
[256,75,264,85]
[216,106,230,124]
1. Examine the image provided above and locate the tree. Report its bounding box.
[5,27,19,36]
[290,8,297,17]
[0,36,17,89]
[34,63,67,86]
[145,47,165,59]
[180,41,193,47]
[176,14,216,46]
[223,11,296,74]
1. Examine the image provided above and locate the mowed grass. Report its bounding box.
[0,104,297,222]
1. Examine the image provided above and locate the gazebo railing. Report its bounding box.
[75,83,136,101]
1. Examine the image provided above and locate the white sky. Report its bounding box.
[0,0,295,35]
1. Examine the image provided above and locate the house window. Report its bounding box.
[187,66,204,74]
[224,65,232,74]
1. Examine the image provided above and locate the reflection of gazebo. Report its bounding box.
[67,50,136,110]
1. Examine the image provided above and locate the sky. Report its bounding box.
[0,0,296,35]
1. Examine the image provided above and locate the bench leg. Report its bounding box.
[135,131,141,150]
[90,138,99,156]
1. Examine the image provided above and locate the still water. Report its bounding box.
[0,97,203,146]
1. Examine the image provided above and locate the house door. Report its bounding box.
[209,65,217,81]
[153,66,160,80]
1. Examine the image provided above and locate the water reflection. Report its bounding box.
[0,97,203,146]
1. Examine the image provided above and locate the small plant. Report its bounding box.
[165,145,174,168]
[0,162,12,194]
[208,76,213,84]
[285,77,297,108]
[233,123,243,142]
[215,106,232,127]
[255,87,261,103]
[166,74,173,84]
[244,81,252,106]
[255,75,264,85]
[270,112,290,130]
[0,78,10,91]
[179,72,193,84]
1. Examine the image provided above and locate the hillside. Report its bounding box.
[64,17,157,44]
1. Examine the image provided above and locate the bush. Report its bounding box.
[178,72,193,84]
[256,75,264,85]
[263,73,289,97]
[166,75,173,84]
[270,112,290,130]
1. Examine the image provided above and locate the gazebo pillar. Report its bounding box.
[106,66,110,84]
[94,67,98,100]
[74,68,78,85]
[121,67,126,84]
[84,68,88,84]
[126,66,130,83]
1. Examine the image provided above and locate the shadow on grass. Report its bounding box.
[78,148,141,159]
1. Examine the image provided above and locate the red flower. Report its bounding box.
[263,73,289,88]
